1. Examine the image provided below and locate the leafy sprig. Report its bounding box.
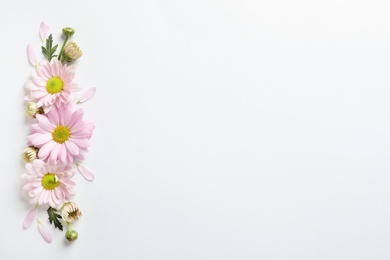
[42,34,58,61]
[47,207,63,231]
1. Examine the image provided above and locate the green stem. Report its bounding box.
[58,36,70,61]
[67,221,72,231]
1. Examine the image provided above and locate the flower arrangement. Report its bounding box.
[22,22,96,243]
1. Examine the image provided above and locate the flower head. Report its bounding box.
[26,60,80,112]
[21,160,76,208]
[27,105,95,164]
[63,42,82,62]
[60,202,82,222]
[22,146,39,163]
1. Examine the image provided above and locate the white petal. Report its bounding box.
[27,44,38,67]
[77,87,96,104]
[23,207,37,229]
[38,220,53,243]
[76,164,95,181]
[39,21,49,43]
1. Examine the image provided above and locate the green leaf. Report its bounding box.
[41,34,58,61]
[47,207,63,231]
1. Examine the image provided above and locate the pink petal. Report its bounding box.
[32,159,45,169]
[38,141,56,159]
[27,44,38,66]
[47,106,60,126]
[60,144,67,162]
[38,220,53,243]
[77,164,95,181]
[68,109,84,128]
[36,114,55,132]
[65,141,80,156]
[77,87,96,104]
[39,21,49,43]
[59,106,72,125]
[23,207,38,229]
[70,138,90,148]
[50,144,60,161]
[27,133,52,147]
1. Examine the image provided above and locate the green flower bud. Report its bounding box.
[62,27,75,37]
[65,230,78,242]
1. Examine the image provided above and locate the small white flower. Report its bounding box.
[60,202,82,223]
[26,102,41,117]
[21,146,38,163]
[63,41,82,62]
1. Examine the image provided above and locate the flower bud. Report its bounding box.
[60,202,82,222]
[63,42,82,62]
[65,230,78,242]
[62,27,75,37]
[26,102,42,117]
[22,146,39,163]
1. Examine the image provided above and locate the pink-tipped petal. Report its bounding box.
[77,87,96,104]
[23,207,38,229]
[38,221,53,243]
[39,21,49,43]
[27,44,38,67]
[77,164,95,181]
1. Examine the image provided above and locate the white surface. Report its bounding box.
[1,0,390,259]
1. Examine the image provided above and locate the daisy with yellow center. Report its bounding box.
[26,59,80,113]
[27,105,95,163]
[21,160,75,208]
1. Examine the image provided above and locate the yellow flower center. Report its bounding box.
[52,125,71,143]
[42,173,59,190]
[46,77,64,94]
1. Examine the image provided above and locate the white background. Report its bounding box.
[1,0,390,259]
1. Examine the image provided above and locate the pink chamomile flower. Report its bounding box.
[21,160,76,208]
[27,105,95,164]
[26,59,80,112]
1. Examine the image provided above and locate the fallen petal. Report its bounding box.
[40,21,49,43]
[77,87,96,104]
[38,220,53,243]
[27,44,38,67]
[23,207,38,229]
[76,163,95,181]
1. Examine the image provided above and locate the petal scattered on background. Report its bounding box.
[38,220,53,243]
[76,163,95,181]
[39,21,49,43]
[23,207,38,229]
[77,87,96,104]
[27,44,38,67]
